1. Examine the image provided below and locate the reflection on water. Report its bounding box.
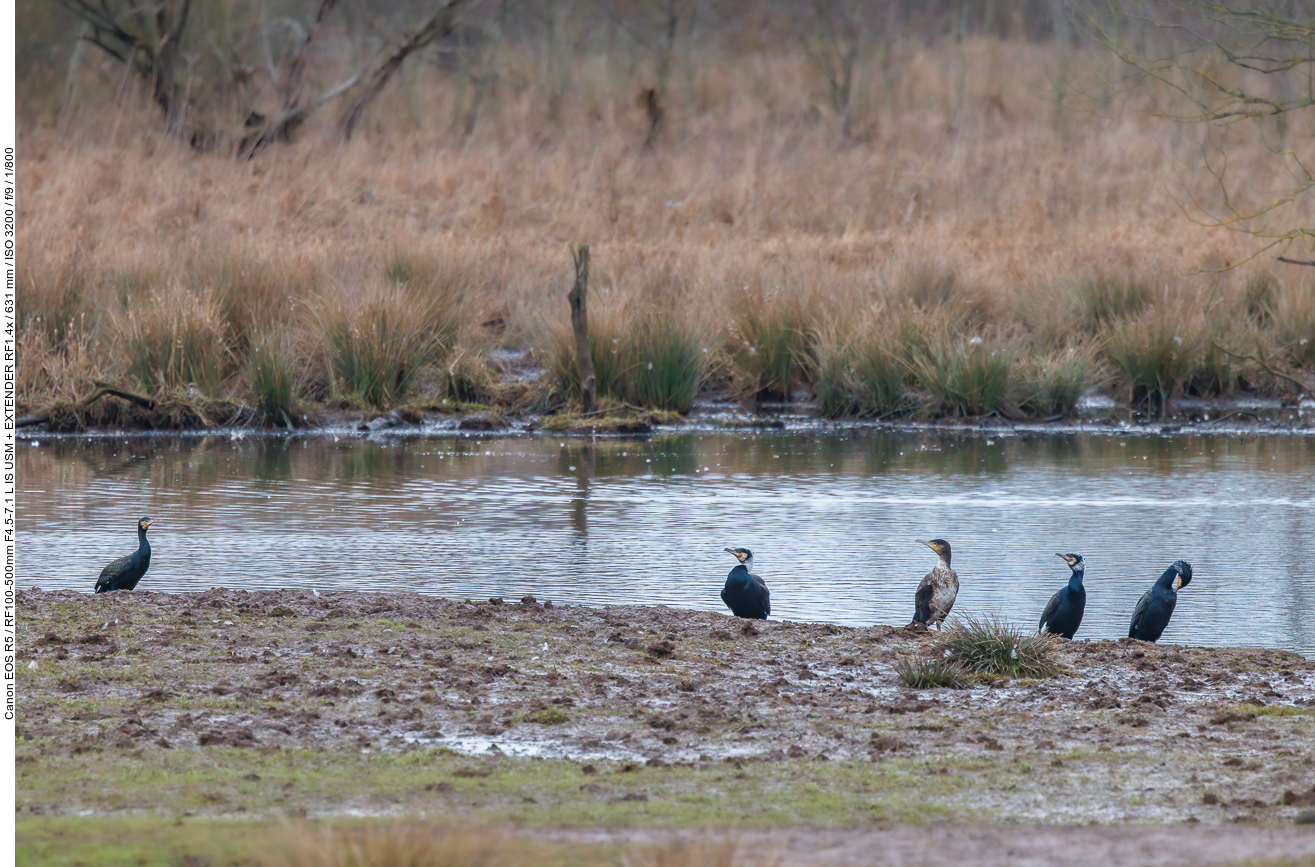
[17,430,1315,656]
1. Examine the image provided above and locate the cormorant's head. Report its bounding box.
[1056,552,1083,571]
[724,547,753,570]
[1172,559,1192,590]
[138,516,154,533]
[917,539,951,561]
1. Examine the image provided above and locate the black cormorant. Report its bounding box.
[94,516,154,593]
[722,547,770,620]
[911,539,958,629]
[1038,553,1086,639]
[1129,560,1192,643]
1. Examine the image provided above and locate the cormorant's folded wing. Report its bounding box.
[1129,588,1153,638]
[96,555,132,592]
[1038,588,1062,633]
[913,576,934,624]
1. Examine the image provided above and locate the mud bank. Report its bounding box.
[16,589,1315,827]
[18,391,1315,438]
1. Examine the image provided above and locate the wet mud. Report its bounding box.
[16,589,1315,828]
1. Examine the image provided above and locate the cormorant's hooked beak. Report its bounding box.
[916,539,933,550]
[724,547,749,563]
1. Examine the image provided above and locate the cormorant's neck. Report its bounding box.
[138,528,150,550]
[937,553,951,568]
[1155,566,1178,589]
[729,561,752,580]
[1068,568,1084,589]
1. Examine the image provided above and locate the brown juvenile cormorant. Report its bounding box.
[94,516,154,593]
[1038,553,1086,639]
[911,539,958,629]
[722,547,770,620]
[1129,560,1192,642]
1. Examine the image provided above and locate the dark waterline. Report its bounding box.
[17,430,1315,657]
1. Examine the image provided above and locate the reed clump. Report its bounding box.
[199,252,316,353]
[439,345,498,405]
[117,287,230,397]
[809,323,910,419]
[895,655,970,689]
[1014,348,1098,418]
[1103,303,1206,414]
[248,332,298,426]
[1269,280,1315,370]
[933,616,1064,679]
[728,288,810,402]
[316,283,459,407]
[1079,276,1150,329]
[550,309,709,414]
[907,330,1014,418]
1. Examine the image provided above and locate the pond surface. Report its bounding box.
[17,429,1315,657]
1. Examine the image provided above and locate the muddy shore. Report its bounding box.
[18,389,1315,438]
[17,587,1315,834]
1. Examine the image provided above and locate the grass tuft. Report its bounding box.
[317,284,458,407]
[908,330,1012,418]
[119,287,230,397]
[809,326,909,419]
[1244,273,1276,324]
[626,317,709,413]
[1103,306,1202,414]
[248,333,297,427]
[894,656,970,689]
[1014,348,1098,417]
[729,291,808,402]
[516,707,569,725]
[1080,276,1149,328]
[440,346,497,404]
[933,616,1064,679]
[1270,279,1315,370]
[551,313,708,414]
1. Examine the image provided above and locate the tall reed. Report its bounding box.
[1014,348,1097,417]
[728,289,809,402]
[549,311,708,414]
[907,330,1013,418]
[1103,304,1203,413]
[117,287,230,396]
[248,332,297,426]
[316,282,458,407]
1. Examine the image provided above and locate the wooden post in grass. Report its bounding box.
[569,244,596,413]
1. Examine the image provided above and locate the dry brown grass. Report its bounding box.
[16,34,1315,418]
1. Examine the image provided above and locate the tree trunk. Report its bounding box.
[569,245,597,413]
[152,0,192,135]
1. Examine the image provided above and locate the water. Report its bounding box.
[17,430,1315,657]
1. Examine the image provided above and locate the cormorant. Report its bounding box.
[1038,553,1086,639]
[94,516,154,593]
[1129,560,1193,643]
[722,547,770,620]
[911,539,958,629]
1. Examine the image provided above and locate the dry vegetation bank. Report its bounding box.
[17,17,1315,430]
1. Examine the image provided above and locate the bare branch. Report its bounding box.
[341,0,469,141]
